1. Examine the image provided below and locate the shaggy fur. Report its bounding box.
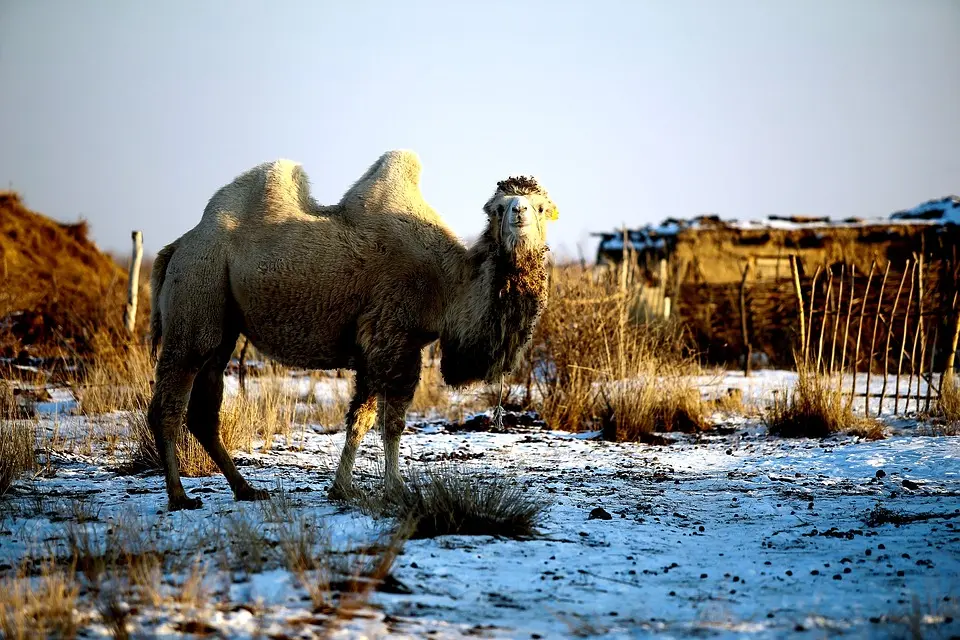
[148,150,557,511]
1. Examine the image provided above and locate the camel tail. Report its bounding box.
[149,239,179,358]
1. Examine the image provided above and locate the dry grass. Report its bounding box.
[937,373,960,426]
[129,375,296,477]
[0,416,36,497]
[410,353,450,417]
[525,263,707,439]
[0,562,79,640]
[73,343,154,415]
[0,191,151,360]
[764,365,881,438]
[297,372,352,432]
[361,464,548,539]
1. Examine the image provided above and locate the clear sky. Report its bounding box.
[2,1,958,259]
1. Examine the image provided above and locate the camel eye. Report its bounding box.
[538,205,544,214]
[496,205,505,215]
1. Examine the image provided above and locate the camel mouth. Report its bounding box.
[502,196,534,231]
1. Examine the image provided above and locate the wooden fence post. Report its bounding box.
[740,262,752,376]
[946,291,960,381]
[123,230,143,337]
[790,256,805,362]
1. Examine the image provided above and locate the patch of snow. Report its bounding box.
[2,375,959,638]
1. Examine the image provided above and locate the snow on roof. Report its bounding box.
[596,195,959,254]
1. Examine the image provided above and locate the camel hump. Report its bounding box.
[263,159,315,214]
[339,149,442,222]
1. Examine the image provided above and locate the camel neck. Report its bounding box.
[438,233,549,387]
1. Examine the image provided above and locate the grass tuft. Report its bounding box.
[0,564,79,640]
[937,374,960,427]
[0,417,36,497]
[764,365,879,438]
[364,465,547,539]
[128,375,296,476]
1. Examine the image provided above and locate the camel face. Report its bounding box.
[483,176,558,254]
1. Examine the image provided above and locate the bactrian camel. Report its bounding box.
[148,150,559,511]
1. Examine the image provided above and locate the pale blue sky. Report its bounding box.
[2,1,958,259]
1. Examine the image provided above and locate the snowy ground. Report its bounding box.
[2,370,959,638]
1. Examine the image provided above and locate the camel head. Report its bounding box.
[483,176,558,254]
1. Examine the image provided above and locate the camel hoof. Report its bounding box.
[169,495,203,512]
[327,482,353,502]
[235,486,270,502]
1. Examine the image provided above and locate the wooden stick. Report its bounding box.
[895,260,917,414]
[918,314,929,414]
[865,261,890,417]
[907,259,924,414]
[877,258,910,417]
[804,264,823,365]
[925,325,938,414]
[945,289,960,382]
[817,272,833,374]
[123,230,144,337]
[850,260,876,408]
[838,264,855,394]
[878,260,910,416]
[790,255,806,362]
[830,265,844,375]
[740,262,752,377]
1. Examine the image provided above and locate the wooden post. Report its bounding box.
[123,230,144,337]
[945,291,960,381]
[838,264,855,394]
[865,261,890,417]
[790,255,806,362]
[850,261,876,407]
[924,326,938,413]
[740,262,752,376]
[907,259,924,414]
[816,272,833,374]
[804,265,823,365]
[829,265,844,375]
[879,260,910,416]
[895,261,917,414]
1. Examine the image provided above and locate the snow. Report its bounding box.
[597,195,960,256]
[1,372,959,638]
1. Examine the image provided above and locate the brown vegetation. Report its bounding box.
[522,263,707,439]
[0,191,150,362]
[0,417,35,497]
[764,364,882,438]
[361,464,547,539]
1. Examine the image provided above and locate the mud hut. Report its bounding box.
[593,196,960,369]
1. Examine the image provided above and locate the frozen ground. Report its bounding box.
[1,371,959,638]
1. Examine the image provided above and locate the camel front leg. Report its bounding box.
[381,394,413,494]
[329,381,377,500]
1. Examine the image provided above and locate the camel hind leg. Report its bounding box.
[148,355,203,511]
[186,330,268,502]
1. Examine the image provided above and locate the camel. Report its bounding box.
[147,150,559,511]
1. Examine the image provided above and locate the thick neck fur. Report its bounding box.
[438,228,549,387]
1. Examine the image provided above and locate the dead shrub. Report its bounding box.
[765,366,879,438]
[364,465,547,539]
[0,418,36,496]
